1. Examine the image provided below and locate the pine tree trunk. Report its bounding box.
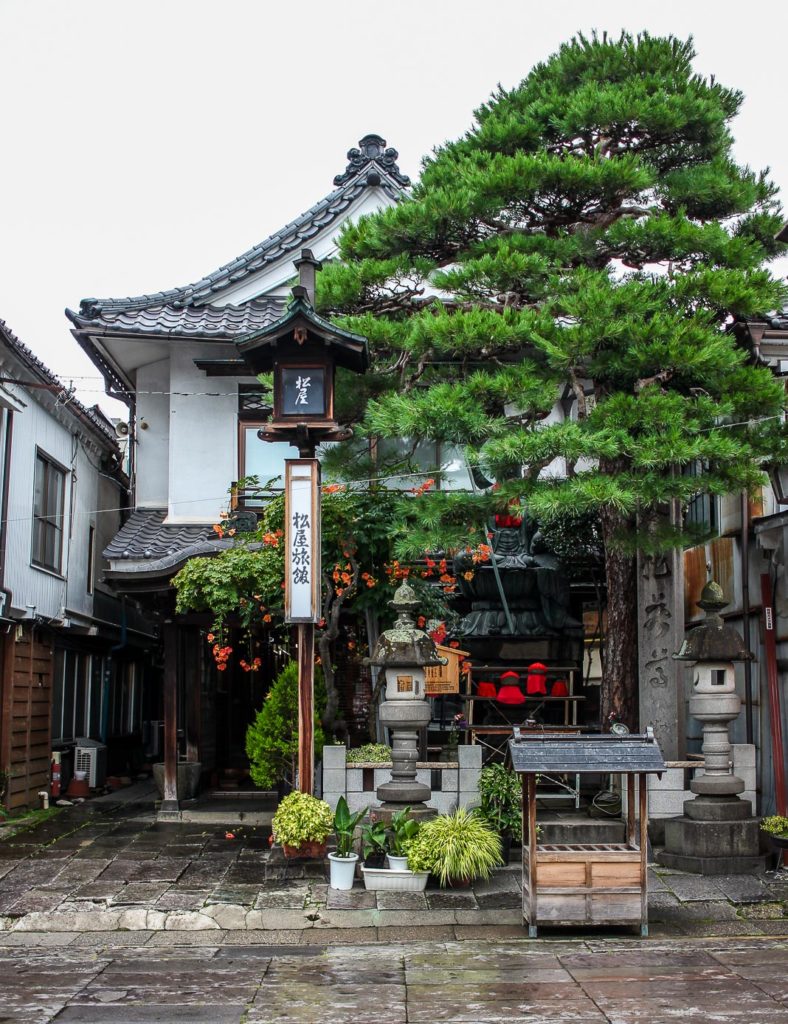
[600,509,639,731]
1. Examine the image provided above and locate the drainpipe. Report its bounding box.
[741,490,754,744]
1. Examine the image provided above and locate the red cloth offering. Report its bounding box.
[477,681,497,698]
[526,662,548,695]
[497,670,525,705]
[551,679,569,697]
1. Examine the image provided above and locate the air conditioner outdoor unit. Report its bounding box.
[75,739,108,789]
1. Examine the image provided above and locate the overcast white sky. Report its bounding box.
[1,0,787,417]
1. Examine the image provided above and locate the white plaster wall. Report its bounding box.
[166,344,245,523]
[135,358,170,508]
[214,189,399,306]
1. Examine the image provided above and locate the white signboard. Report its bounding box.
[285,459,321,623]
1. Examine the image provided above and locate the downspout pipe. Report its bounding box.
[741,490,754,744]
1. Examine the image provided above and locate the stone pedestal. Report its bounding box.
[377,700,431,809]
[659,796,766,874]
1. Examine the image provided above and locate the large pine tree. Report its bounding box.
[317,32,787,724]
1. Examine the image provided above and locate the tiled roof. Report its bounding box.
[103,508,215,561]
[0,318,119,447]
[68,135,410,335]
[68,297,285,338]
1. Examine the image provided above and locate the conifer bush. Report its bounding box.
[245,661,326,789]
[319,32,788,723]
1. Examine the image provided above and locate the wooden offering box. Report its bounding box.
[509,730,665,937]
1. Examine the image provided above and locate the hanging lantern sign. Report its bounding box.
[285,459,321,623]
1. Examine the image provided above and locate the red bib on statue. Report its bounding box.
[526,662,548,695]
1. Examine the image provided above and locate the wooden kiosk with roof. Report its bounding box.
[510,729,666,937]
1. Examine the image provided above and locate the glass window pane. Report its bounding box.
[62,652,76,741]
[33,456,45,517]
[89,657,103,738]
[377,438,439,490]
[51,650,65,740]
[74,655,87,737]
[438,445,474,491]
[243,429,290,487]
[46,467,62,524]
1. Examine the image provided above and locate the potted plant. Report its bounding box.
[760,815,788,866]
[405,807,503,886]
[328,797,366,890]
[271,791,332,859]
[478,762,522,864]
[387,807,420,869]
[361,818,388,868]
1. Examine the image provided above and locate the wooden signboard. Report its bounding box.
[284,459,321,623]
[425,645,470,695]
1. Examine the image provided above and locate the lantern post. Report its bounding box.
[235,250,369,793]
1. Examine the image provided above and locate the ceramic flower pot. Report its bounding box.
[328,852,359,889]
[386,854,409,871]
[282,841,327,860]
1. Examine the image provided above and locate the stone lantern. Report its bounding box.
[659,581,766,874]
[368,582,447,813]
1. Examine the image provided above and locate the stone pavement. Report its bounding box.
[1,937,788,1022]
[1,791,788,944]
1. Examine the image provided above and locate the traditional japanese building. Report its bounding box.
[66,136,415,809]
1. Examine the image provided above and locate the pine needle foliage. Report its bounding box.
[316,31,788,722]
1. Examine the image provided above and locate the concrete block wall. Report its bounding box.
[321,743,482,814]
[635,744,758,820]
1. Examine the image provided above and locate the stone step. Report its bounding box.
[538,816,626,845]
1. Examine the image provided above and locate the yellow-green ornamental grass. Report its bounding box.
[406,807,502,886]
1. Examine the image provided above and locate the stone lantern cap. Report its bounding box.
[673,580,753,662]
[367,582,448,669]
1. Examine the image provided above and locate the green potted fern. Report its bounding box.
[405,807,503,886]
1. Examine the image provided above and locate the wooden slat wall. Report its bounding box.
[0,626,53,810]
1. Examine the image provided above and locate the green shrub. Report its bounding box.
[272,791,332,848]
[405,807,502,886]
[346,743,392,764]
[478,763,522,836]
[246,661,326,789]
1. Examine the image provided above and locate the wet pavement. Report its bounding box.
[1,936,788,1022]
[2,795,788,1020]
[1,790,788,943]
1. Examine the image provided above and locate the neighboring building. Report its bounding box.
[0,319,155,810]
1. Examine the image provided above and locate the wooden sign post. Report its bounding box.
[285,459,321,794]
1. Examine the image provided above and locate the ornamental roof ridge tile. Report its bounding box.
[70,135,410,321]
[0,317,119,447]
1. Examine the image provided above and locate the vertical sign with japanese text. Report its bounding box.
[285,460,321,623]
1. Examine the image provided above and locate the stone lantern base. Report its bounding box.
[658,796,767,875]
